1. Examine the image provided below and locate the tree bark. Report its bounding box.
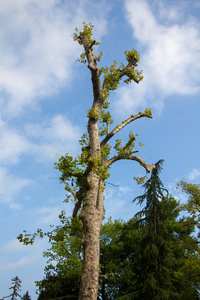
[76,27,155,299]
[78,177,104,299]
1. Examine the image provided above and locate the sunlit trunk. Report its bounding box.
[78,177,104,299]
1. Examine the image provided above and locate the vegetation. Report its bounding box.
[1,276,22,300]
[16,23,200,300]
[35,169,200,299]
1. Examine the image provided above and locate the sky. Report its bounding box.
[0,0,200,298]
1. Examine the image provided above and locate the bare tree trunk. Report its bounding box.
[78,177,104,299]
[74,24,155,299]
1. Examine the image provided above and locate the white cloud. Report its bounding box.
[26,114,82,160]
[116,0,200,115]
[0,113,81,169]
[0,239,47,271]
[0,0,109,118]
[0,120,30,165]
[0,114,81,206]
[119,185,132,194]
[1,239,31,253]
[0,168,32,204]
[187,168,200,181]
[9,203,23,210]
[0,256,31,271]
[36,206,65,225]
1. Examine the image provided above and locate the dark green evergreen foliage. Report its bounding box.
[21,291,31,300]
[9,276,22,300]
[99,218,128,300]
[36,272,79,300]
[114,160,178,299]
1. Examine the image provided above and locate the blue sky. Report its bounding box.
[0,0,200,298]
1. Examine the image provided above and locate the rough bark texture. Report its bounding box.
[79,179,104,299]
[76,27,155,299]
[78,33,104,300]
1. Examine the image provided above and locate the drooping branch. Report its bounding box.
[105,154,155,173]
[101,111,152,148]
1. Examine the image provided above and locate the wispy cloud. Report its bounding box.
[0,113,82,168]
[1,239,31,253]
[0,120,30,165]
[0,0,109,118]
[26,114,82,160]
[187,168,200,181]
[116,0,200,115]
[36,205,67,225]
[0,0,110,208]
[118,185,132,194]
[0,239,47,271]
[0,168,32,205]
[0,114,82,207]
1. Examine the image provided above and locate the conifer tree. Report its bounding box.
[130,160,177,299]
[1,276,22,300]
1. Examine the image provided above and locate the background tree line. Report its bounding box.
[35,161,200,300]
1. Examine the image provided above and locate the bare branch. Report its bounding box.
[105,154,155,173]
[101,112,152,148]
[105,181,120,187]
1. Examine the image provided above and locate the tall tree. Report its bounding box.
[129,160,178,299]
[1,276,22,300]
[61,22,155,300]
[18,23,155,299]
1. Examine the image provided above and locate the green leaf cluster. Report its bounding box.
[87,107,101,120]
[73,22,100,64]
[124,49,140,63]
[144,107,152,118]
[124,68,143,84]
[102,61,121,91]
[114,131,136,158]
[99,110,113,136]
[73,22,95,45]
